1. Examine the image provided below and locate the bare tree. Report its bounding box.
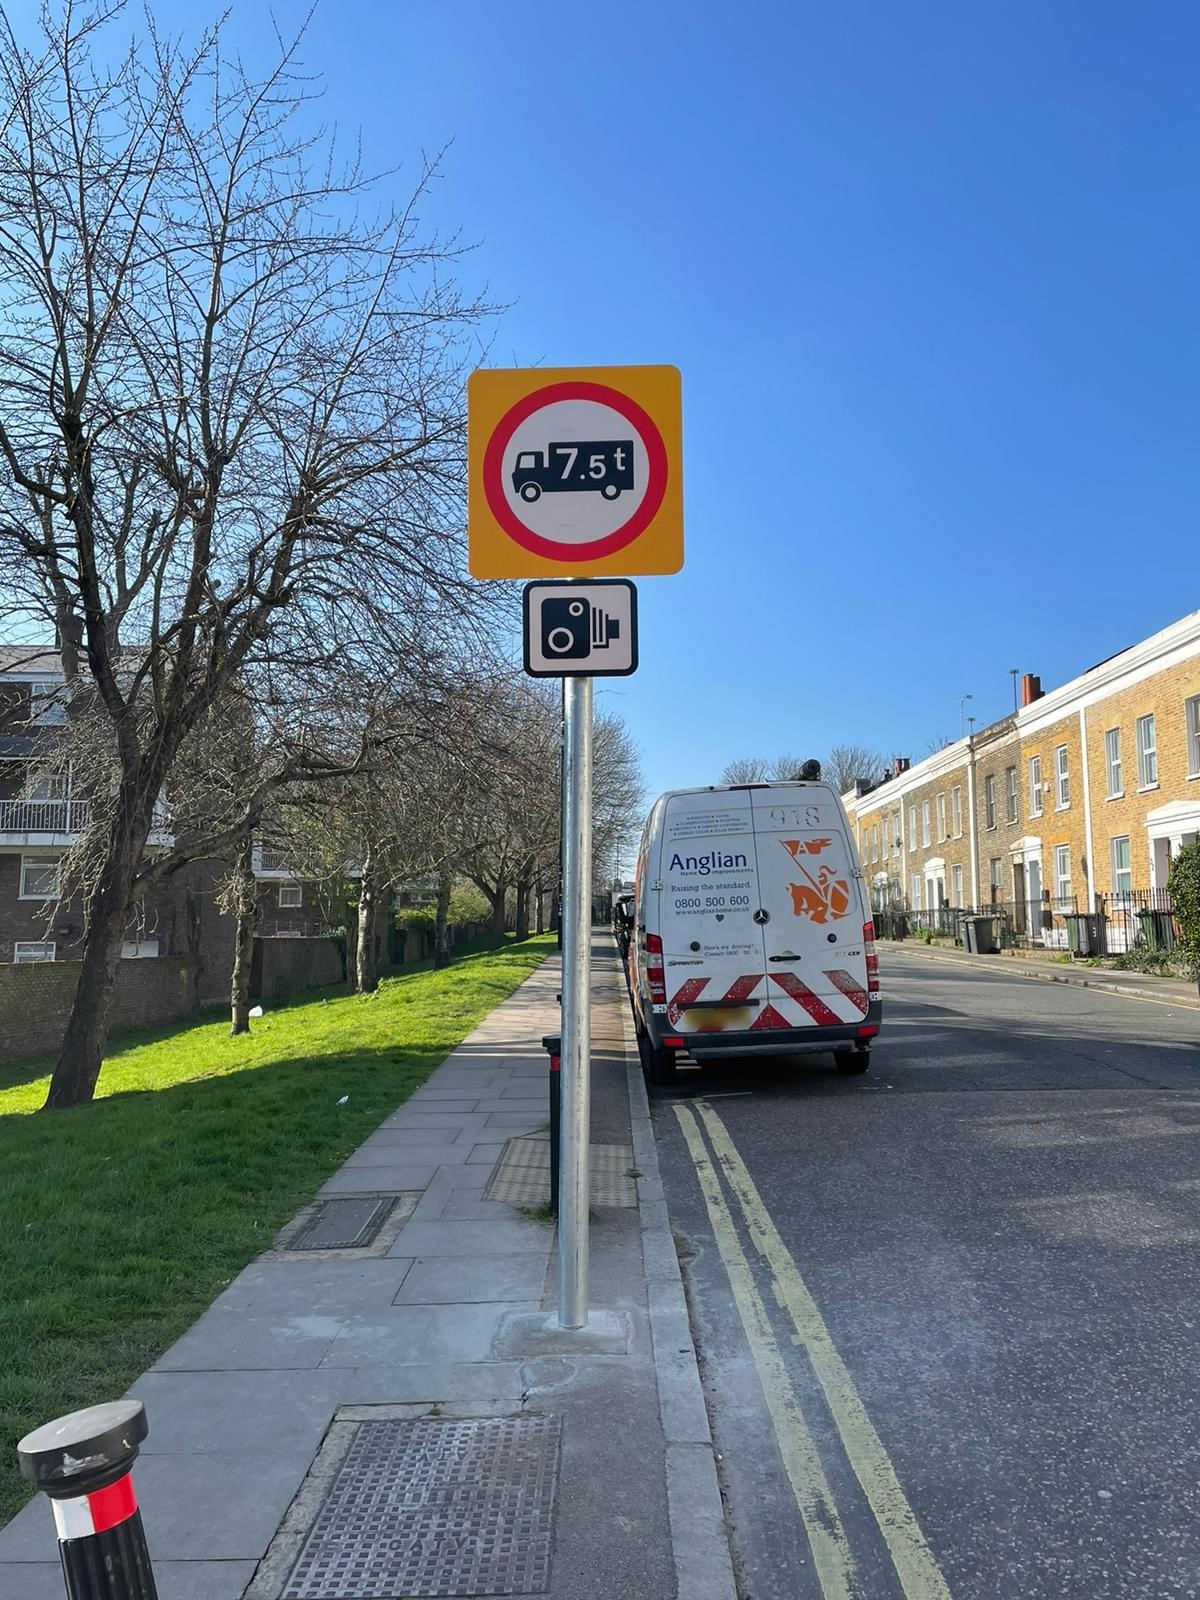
[925,734,954,756]
[0,7,493,1105]
[719,754,805,785]
[823,744,885,795]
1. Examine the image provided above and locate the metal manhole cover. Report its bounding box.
[287,1196,395,1251]
[483,1136,637,1208]
[282,1415,561,1598]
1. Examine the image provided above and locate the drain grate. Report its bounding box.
[483,1136,637,1208]
[282,1414,560,1598]
[287,1196,395,1251]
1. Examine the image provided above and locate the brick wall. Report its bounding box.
[0,954,197,1064]
[252,936,344,1003]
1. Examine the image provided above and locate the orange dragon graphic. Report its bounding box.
[780,839,851,925]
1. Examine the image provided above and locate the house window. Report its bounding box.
[951,786,963,838]
[1104,728,1122,798]
[936,793,946,842]
[1028,756,1042,818]
[985,775,997,829]
[29,681,66,726]
[893,814,902,853]
[20,854,61,899]
[278,883,303,909]
[989,858,1003,905]
[910,873,922,910]
[921,800,931,848]
[121,939,160,959]
[1136,714,1158,789]
[1187,696,1200,778]
[907,805,917,851]
[14,940,55,962]
[1054,844,1072,909]
[1005,766,1018,825]
[1110,836,1132,898]
[1055,744,1069,808]
[951,864,964,906]
[28,772,67,802]
[883,816,891,856]
[872,825,880,863]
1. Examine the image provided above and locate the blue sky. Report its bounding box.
[12,0,1199,804]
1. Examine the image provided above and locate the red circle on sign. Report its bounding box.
[482,381,669,562]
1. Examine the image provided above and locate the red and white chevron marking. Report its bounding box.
[669,969,869,1030]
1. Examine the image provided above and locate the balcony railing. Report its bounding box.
[0,798,89,834]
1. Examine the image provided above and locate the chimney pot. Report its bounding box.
[1020,674,1043,707]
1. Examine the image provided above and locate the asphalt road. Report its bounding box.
[651,948,1200,1600]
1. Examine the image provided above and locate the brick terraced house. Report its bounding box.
[846,609,1200,950]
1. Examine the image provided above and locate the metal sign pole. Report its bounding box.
[558,673,593,1329]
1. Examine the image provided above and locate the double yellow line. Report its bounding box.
[674,1103,953,1600]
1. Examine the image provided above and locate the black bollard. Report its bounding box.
[542,1032,561,1217]
[18,1400,159,1600]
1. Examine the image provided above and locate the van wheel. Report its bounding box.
[519,482,541,502]
[646,1046,678,1086]
[834,1049,870,1075]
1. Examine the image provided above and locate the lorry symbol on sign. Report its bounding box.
[512,440,634,503]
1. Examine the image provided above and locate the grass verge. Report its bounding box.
[0,935,553,1525]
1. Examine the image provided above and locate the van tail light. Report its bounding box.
[864,921,880,1001]
[645,932,667,1004]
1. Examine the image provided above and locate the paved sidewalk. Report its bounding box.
[0,937,733,1600]
[881,937,1200,1010]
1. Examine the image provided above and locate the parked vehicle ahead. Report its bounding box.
[629,781,881,1084]
[612,893,635,961]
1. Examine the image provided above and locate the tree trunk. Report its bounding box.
[344,904,359,993]
[535,872,545,935]
[229,830,257,1035]
[434,868,452,969]
[490,880,508,938]
[515,879,530,941]
[356,868,381,993]
[44,797,146,1109]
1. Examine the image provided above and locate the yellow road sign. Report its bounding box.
[467,364,683,578]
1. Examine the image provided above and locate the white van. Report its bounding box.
[629,782,881,1083]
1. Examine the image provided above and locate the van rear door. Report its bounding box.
[658,790,765,1037]
[749,787,871,1030]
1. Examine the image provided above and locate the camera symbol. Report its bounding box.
[542,598,621,660]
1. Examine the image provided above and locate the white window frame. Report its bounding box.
[951,786,963,838]
[1028,756,1042,818]
[1055,744,1070,809]
[883,816,891,856]
[907,805,917,852]
[951,863,963,907]
[19,853,62,900]
[14,940,55,963]
[921,800,931,848]
[278,882,303,909]
[1005,766,1018,825]
[1054,844,1072,909]
[936,793,946,842]
[1187,696,1200,779]
[29,680,66,726]
[910,873,922,911]
[985,774,997,829]
[1110,836,1132,898]
[988,857,1003,903]
[121,939,161,959]
[1136,713,1158,790]
[1104,728,1122,798]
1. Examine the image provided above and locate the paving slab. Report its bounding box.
[394,1255,550,1304]
[132,1369,349,1456]
[466,1140,508,1164]
[316,1162,448,1195]
[337,1362,526,1404]
[0,1562,259,1600]
[217,1259,414,1312]
[318,1301,541,1366]
[386,1218,553,1257]
[153,1308,343,1371]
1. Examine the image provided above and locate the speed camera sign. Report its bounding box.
[468,365,683,578]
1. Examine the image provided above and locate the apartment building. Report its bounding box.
[847,609,1200,927]
[0,648,233,983]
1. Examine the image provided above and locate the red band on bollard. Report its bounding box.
[549,1055,560,1071]
[51,1473,137,1540]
